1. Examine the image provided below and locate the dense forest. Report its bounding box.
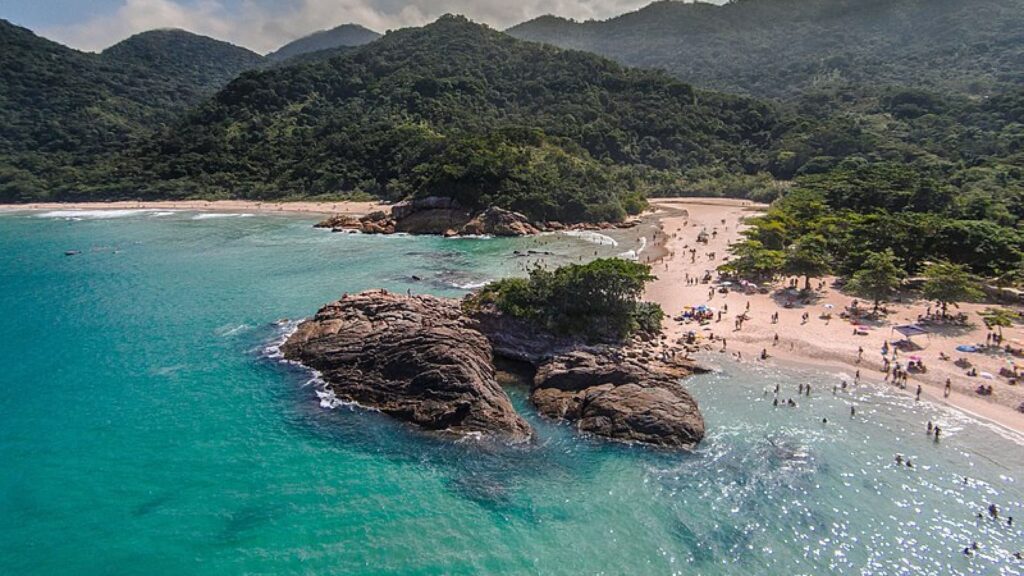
[11,16,803,223]
[1,1,1022,268]
[508,0,1024,100]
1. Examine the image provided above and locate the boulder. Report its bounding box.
[281,291,532,442]
[531,350,705,448]
[460,207,540,236]
[394,208,473,234]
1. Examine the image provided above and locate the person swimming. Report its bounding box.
[989,504,1000,519]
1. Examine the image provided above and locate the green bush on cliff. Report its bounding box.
[473,258,661,340]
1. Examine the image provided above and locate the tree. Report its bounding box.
[845,249,905,312]
[719,239,785,282]
[784,233,832,291]
[979,307,1017,336]
[473,258,659,340]
[921,261,983,317]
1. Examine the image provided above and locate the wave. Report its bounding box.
[37,209,156,220]
[214,323,252,337]
[449,279,492,290]
[617,236,648,260]
[445,234,493,240]
[562,230,619,246]
[191,213,254,220]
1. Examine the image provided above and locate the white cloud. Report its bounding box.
[39,0,663,54]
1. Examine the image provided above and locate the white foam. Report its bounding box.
[37,209,155,220]
[445,234,493,240]
[191,213,254,220]
[148,211,178,217]
[562,230,619,246]
[617,236,648,261]
[450,280,491,290]
[215,323,251,337]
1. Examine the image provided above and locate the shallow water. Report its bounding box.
[1,211,1022,575]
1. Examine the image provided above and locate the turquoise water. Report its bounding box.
[1,210,1022,575]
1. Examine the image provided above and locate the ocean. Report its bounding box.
[1,210,1022,575]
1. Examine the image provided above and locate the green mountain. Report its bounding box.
[266,24,381,61]
[94,16,792,222]
[508,0,1024,99]
[102,29,263,93]
[0,20,264,200]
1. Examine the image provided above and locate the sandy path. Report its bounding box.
[644,197,1024,434]
[0,200,383,216]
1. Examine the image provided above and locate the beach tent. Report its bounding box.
[893,324,929,338]
[892,324,930,350]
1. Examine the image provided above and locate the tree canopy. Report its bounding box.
[470,258,661,340]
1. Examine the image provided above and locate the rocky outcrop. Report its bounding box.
[531,351,705,448]
[395,208,473,234]
[281,291,531,442]
[283,291,705,449]
[316,201,638,237]
[461,207,540,236]
[316,211,396,234]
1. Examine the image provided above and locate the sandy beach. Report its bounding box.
[644,197,1024,434]
[0,199,383,216]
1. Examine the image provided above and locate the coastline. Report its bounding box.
[644,197,1024,435]
[5,196,1020,433]
[0,199,383,216]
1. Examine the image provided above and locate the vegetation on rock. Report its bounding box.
[470,258,661,340]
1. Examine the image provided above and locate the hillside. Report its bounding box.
[266,24,381,61]
[508,0,1024,100]
[102,29,263,93]
[91,16,791,222]
[0,20,266,200]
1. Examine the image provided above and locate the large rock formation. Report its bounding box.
[531,351,705,448]
[315,199,539,237]
[283,291,705,449]
[281,291,532,442]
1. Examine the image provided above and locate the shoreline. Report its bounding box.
[5,196,1021,433]
[0,199,383,216]
[644,197,1024,435]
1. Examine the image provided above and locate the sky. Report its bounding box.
[2,0,678,54]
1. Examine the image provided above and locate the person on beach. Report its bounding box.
[850,406,856,417]
[761,348,769,360]
[989,504,1000,519]
[805,385,810,397]
[945,379,952,398]
[916,385,922,401]
[927,421,933,435]
[934,426,942,440]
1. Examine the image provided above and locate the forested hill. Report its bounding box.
[266,24,381,61]
[102,29,264,92]
[96,16,791,222]
[508,0,1024,99]
[0,20,261,158]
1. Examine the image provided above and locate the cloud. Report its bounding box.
[39,0,660,54]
